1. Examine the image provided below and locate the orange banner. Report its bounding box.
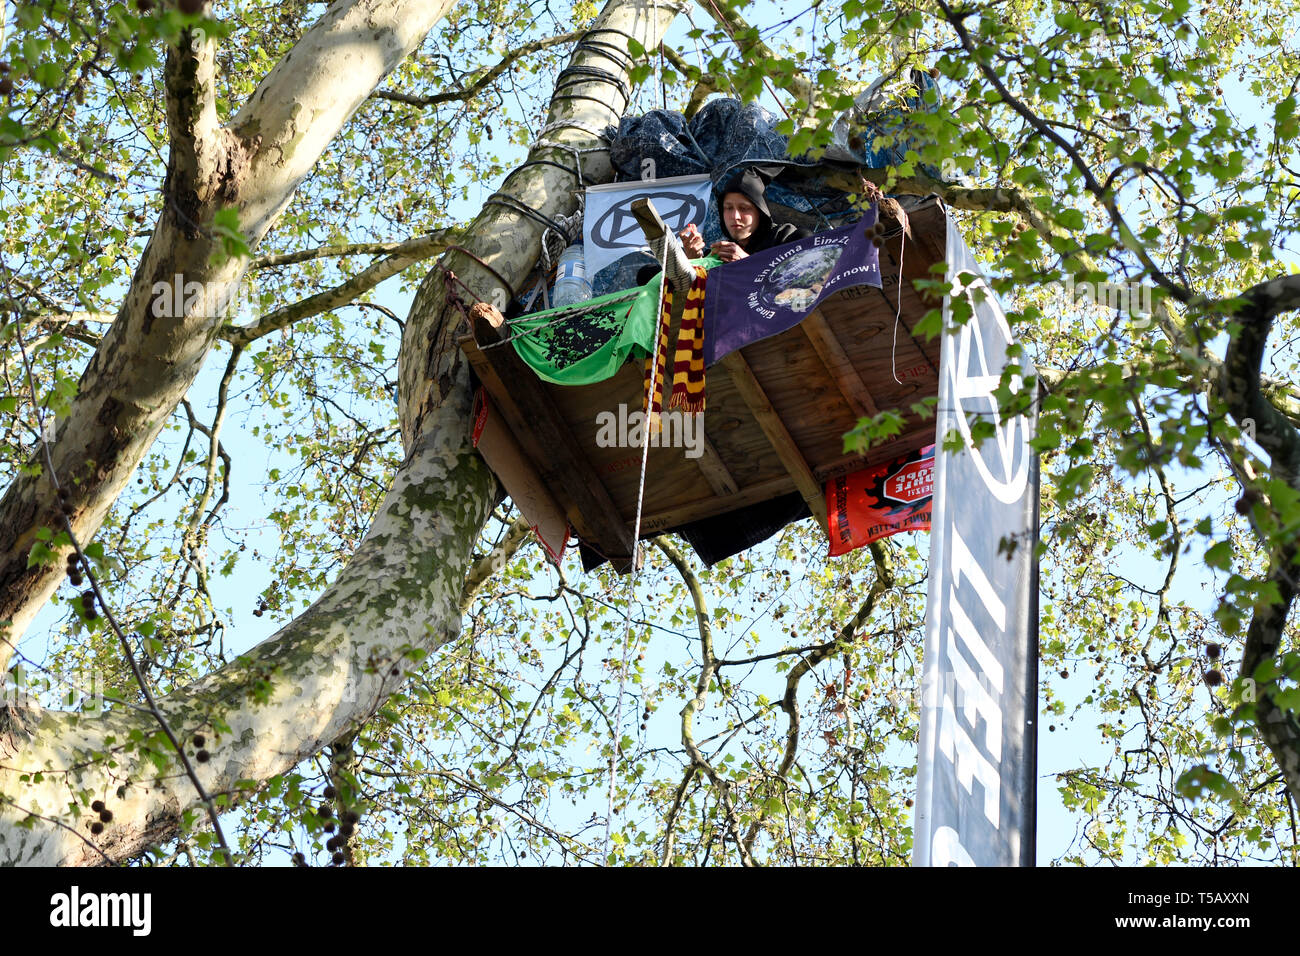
[826,444,934,557]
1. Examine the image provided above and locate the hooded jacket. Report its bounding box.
[718,168,808,253]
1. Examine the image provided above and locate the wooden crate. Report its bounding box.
[459,196,949,569]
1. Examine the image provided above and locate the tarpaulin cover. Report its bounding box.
[605,99,848,196]
[826,444,934,557]
[829,69,944,172]
[702,212,881,366]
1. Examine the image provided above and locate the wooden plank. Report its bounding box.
[801,311,880,419]
[719,349,830,533]
[695,432,739,497]
[467,304,635,568]
[471,389,570,564]
[813,421,938,483]
[639,475,795,532]
[632,197,695,292]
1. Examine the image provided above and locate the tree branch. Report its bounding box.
[460,514,532,612]
[223,230,461,347]
[692,0,814,105]
[251,231,462,271]
[371,31,582,108]
[742,541,895,857]
[653,535,756,866]
[1214,272,1300,804]
[659,43,723,118]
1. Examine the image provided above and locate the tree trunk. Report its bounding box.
[0,0,679,866]
[0,0,457,675]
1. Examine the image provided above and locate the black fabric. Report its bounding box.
[577,493,814,571]
[673,492,812,567]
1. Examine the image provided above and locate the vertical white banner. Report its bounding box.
[913,214,1039,866]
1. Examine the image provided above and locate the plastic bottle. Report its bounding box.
[551,242,593,307]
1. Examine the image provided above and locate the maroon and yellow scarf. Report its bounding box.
[644,266,708,428]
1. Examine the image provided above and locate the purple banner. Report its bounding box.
[702,211,882,366]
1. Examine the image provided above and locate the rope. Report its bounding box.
[537,119,613,140]
[483,192,572,237]
[440,245,517,303]
[604,232,673,861]
[574,38,636,73]
[514,157,583,181]
[889,220,908,384]
[555,65,632,105]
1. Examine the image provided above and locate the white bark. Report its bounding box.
[0,0,681,865]
[0,0,457,673]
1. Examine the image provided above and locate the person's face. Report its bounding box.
[722,193,759,244]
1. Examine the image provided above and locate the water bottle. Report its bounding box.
[551,242,592,307]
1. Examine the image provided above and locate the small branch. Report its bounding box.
[653,536,755,866]
[250,229,463,271]
[460,515,532,613]
[694,0,814,105]
[184,345,241,559]
[658,765,698,866]
[371,31,582,108]
[659,44,723,118]
[223,232,460,347]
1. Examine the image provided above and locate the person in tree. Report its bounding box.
[680,167,810,262]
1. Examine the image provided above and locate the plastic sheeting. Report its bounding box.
[594,88,941,294]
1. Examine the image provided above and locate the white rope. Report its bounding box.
[604,236,673,862]
[890,220,907,385]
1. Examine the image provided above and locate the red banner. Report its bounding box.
[826,444,935,557]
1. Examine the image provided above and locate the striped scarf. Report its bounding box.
[644,266,708,429]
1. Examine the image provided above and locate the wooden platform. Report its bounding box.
[459,196,949,569]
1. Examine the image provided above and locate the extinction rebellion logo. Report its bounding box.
[589,190,707,251]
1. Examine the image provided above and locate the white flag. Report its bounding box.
[583,174,712,280]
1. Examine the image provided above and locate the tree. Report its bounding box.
[0,0,1297,866]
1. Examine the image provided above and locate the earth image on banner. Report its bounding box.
[763,245,845,313]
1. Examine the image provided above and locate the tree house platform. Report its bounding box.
[458,196,948,570]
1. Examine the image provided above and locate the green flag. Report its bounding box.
[509,259,719,386]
